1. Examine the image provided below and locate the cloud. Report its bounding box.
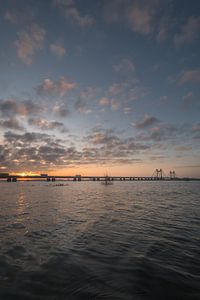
[132,114,160,129]
[74,99,92,114]
[108,79,144,102]
[80,87,97,100]
[175,146,191,152]
[87,130,121,147]
[1,130,82,171]
[99,97,110,106]
[177,68,200,85]
[1,127,145,171]
[174,16,200,47]
[192,123,200,132]
[108,83,123,96]
[28,118,67,132]
[0,99,17,117]
[0,99,41,118]
[53,103,70,117]
[111,99,120,111]
[53,0,94,28]
[4,131,51,144]
[0,118,24,131]
[15,24,46,64]
[36,77,77,96]
[84,127,149,164]
[103,0,161,35]
[123,107,132,114]
[50,43,66,58]
[98,96,124,111]
[127,0,157,35]
[3,121,188,171]
[135,124,185,143]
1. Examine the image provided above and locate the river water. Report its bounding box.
[0,181,200,299]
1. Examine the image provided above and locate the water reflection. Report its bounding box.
[0,181,199,299]
[17,188,26,222]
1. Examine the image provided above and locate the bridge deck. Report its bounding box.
[0,175,199,181]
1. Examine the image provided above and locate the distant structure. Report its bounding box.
[2,168,199,182]
[151,168,163,179]
[156,168,163,179]
[169,170,176,179]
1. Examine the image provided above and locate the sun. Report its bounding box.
[16,172,39,177]
[19,172,27,177]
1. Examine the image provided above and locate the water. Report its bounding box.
[0,181,200,299]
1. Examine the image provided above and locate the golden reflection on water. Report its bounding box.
[17,186,26,222]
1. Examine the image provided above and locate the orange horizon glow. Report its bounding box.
[12,172,40,177]
[7,163,200,178]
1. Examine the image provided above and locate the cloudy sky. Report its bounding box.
[0,0,200,177]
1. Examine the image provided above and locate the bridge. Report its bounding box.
[0,169,199,182]
[1,174,199,182]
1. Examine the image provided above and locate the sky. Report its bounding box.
[0,0,200,177]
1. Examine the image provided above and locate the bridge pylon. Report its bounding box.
[151,168,164,179]
[169,170,176,179]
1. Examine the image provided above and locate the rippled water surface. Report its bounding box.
[0,181,200,299]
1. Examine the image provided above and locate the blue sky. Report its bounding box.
[0,0,200,176]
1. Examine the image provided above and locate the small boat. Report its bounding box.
[101,175,113,185]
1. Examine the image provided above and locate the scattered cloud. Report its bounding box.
[192,123,200,132]
[160,96,168,103]
[53,0,94,28]
[36,77,77,97]
[50,43,66,58]
[15,24,46,64]
[135,124,189,144]
[28,118,67,132]
[111,99,120,111]
[4,131,51,144]
[0,98,41,118]
[99,97,110,106]
[175,146,191,152]
[108,83,123,96]
[123,107,132,114]
[103,0,169,38]
[74,99,92,114]
[1,127,146,171]
[174,16,200,47]
[127,0,157,35]
[80,87,97,100]
[132,114,160,129]
[53,103,70,117]
[84,127,149,164]
[177,68,200,85]
[0,118,24,131]
[108,79,144,103]
[1,130,82,171]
